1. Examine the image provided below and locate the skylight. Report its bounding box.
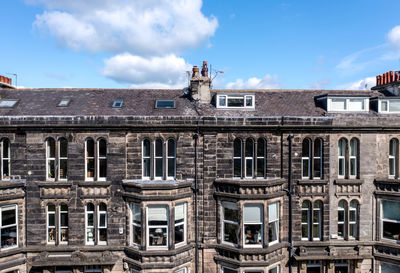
[58,99,70,107]
[155,100,175,108]
[0,99,18,108]
[112,99,124,108]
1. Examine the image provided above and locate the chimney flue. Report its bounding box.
[189,61,211,103]
[192,66,199,78]
[201,61,208,77]
[0,75,12,87]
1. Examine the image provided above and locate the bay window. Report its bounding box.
[243,204,263,247]
[222,202,239,246]
[174,203,186,246]
[130,203,141,245]
[1,205,17,249]
[147,205,168,248]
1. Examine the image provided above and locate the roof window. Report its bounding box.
[379,99,400,113]
[318,96,369,112]
[58,99,70,107]
[155,100,175,109]
[112,99,124,108]
[216,94,254,108]
[0,99,18,108]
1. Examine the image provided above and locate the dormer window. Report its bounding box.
[378,99,400,113]
[316,95,369,112]
[217,94,255,108]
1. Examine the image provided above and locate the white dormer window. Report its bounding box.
[327,97,369,112]
[217,94,255,108]
[379,99,400,113]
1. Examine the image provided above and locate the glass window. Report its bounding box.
[0,100,18,108]
[334,261,348,273]
[60,204,68,243]
[218,95,227,107]
[233,138,242,178]
[167,139,176,179]
[222,202,239,246]
[155,100,175,109]
[268,202,279,245]
[1,138,10,180]
[313,201,322,240]
[301,200,311,240]
[381,200,400,241]
[46,138,56,180]
[331,98,347,111]
[0,205,17,249]
[59,138,68,180]
[217,95,255,108]
[154,139,164,179]
[222,267,237,273]
[47,204,56,244]
[243,204,263,247]
[228,96,245,107]
[348,99,364,111]
[175,203,186,246]
[349,200,358,239]
[86,203,95,244]
[142,139,151,178]
[268,266,280,273]
[98,139,107,180]
[349,138,358,178]
[389,139,397,177]
[389,100,400,112]
[58,99,70,107]
[302,139,311,179]
[313,139,323,179]
[85,266,102,273]
[98,203,107,244]
[85,139,95,180]
[338,200,346,239]
[307,261,321,273]
[147,205,168,247]
[112,99,123,108]
[257,138,266,178]
[338,139,346,178]
[380,262,400,273]
[174,268,187,273]
[245,139,254,178]
[131,203,141,245]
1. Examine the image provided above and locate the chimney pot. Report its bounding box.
[201,60,208,77]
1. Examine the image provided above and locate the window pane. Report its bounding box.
[60,159,68,179]
[175,224,184,244]
[224,222,238,244]
[338,210,344,222]
[87,214,94,226]
[244,224,261,245]
[87,159,94,177]
[244,204,262,223]
[98,139,107,157]
[133,225,141,245]
[389,158,395,176]
[331,98,346,111]
[234,159,241,177]
[245,139,253,157]
[350,224,357,238]
[219,96,226,107]
[338,224,344,237]
[302,139,310,157]
[350,139,357,156]
[383,221,400,240]
[168,158,175,177]
[48,160,56,179]
[168,139,175,157]
[313,158,321,178]
[148,205,168,224]
[155,139,163,157]
[314,139,321,157]
[389,101,400,112]
[99,214,106,227]
[246,158,253,177]
[348,99,364,111]
[302,159,309,178]
[149,227,167,246]
[269,267,279,273]
[60,213,68,226]
[143,139,151,157]
[59,139,68,157]
[143,158,151,177]
[175,204,185,223]
[257,139,265,156]
[381,262,400,273]
[99,228,107,242]
[48,213,55,226]
[268,221,278,242]
[2,209,16,226]
[245,96,253,107]
[257,158,265,177]
[47,138,56,158]
[99,159,107,178]
[268,202,278,221]
[2,159,9,178]
[234,139,241,157]
[87,203,94,211]
[132,204,141,224]
[382,200,400,220]
[338,158,344,176]
[86,139,94,157]
[350,158,356,176]
[1,225,17,248]
[338,139,346,156]
[223,203,238,222]
[227,97,244,107]
[390,139,397,156]
[381,100,388,112]
[155,158,163,177]
[60,228,68,242]
[313,224,319,238]
[87,228,95,243]
[2,139,9,158]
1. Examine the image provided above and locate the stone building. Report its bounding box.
[0,63,399,273]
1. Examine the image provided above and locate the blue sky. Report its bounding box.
[1,0,400,90]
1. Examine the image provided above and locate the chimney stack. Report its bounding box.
[373,70,400,95]
[190,61,211,103]
[0,75,13,88]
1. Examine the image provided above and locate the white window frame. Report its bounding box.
[349,139,358,178]
[379,99,400,113]
[389,139,397,178]
[267,264,280,273]
[233,139,242,178]
[338,200,346,239]
[313,139,323,179]
[349,201,358,239]
[245,139,254,178]
[301,201,310,240]
[130,203,141,246]
[97,139,107,181]
[380,200,400,242]
[217,94,255,109]
[243,204,263,248]
[97,203,107,245]
[46,138,56,181]
[85,203,95,245]
[302,139,311,179]
[1,138,11,180]
[58,138,68,180]
[0,205,18,250]
[256,138,266,178]
[268,202,279,246]
[328,97,369,112]
[154,139,164,180]
[338,139,346,178]
[47,204,56,245]
[222,202,239,247]
[334,261,349,273]
[312,201,322,241]
[174,268,187,273]
[142,139,151,179]
[146,205,169,249]
[85,139,95,181]
[59,204,68,244]
[307,261,321,272]
[174,203,187,247]
[221,266,238,273]
[84,266,102,273]
[166,139,176,180]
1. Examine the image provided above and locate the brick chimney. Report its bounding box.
[190,61,211,103]
[373,70,400,95]
[0,75,13,88]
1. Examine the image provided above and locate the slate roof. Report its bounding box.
[0,88,386,118]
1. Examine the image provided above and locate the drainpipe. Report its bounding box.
[193,133,199,273]
[287,135,294,273]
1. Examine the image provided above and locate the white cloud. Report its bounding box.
[102,54,192,88]
[226,74,280,89]
[31,0,218,55]
[310,78,330,89]
[337,76,376,90]
[388,25,400,48]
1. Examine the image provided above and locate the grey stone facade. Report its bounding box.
[0,67,400,273]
